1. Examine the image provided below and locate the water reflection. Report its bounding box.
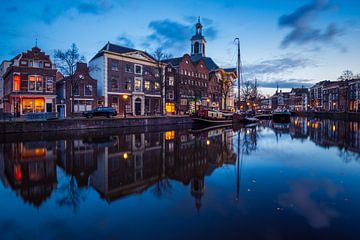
[0,127,244,209]
[0,118,360,239]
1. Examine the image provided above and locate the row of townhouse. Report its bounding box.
[0,18,236,118]
[310,79,360,112]
[268,87,309,112]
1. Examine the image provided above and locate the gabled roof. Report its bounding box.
[90,42,156,62]
[191,55,219,71]
[162,57,183,66]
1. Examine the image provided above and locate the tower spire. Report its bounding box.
[35,38,38,47]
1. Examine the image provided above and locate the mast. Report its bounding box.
[235,38,241,110]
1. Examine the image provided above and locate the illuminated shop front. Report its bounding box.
[22,98,45,114]
[165,102,175,113]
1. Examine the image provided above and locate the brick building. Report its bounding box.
[89,42,164,116]
[322,81,348,111]
[2,46,57,117]
[164,18,220,114]
[289,88,309,112]
[56,62,100,117]
[309,80,330,110]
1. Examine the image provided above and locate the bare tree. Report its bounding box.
[54,43,85,118]
[144,48,172,115]
[338,70,354,81]
[221,77,235,110]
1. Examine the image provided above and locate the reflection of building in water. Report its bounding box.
[289,117,360,154]
[1,142,57,207]
[91,133,163,201]
[56,138,99,187]
[90,128,237,209]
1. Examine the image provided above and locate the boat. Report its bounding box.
[272,109,291,123]
[192,109,233,124]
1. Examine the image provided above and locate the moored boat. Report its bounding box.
[272,109,291,123]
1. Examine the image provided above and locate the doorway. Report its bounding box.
[135,98,141,116]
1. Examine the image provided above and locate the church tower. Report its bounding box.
[191,17,206,57]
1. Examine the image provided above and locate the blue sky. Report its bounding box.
[1,0,359,95]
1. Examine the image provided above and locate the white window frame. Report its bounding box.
[134,77,142,92]
[28,75,43,92]
[168,77,174,86]
[84,84,93,96]
[134,64,142,75]
[45,77,54,92]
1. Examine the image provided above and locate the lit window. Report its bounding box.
[28,76,42,91]
[135,78,142,91]
[155,82,160,90]
[46,77,54,92]
[13,74,20,91]
[85,85,93,96]
[144,81,150,90]
[168,77,174,86]
[135,65,142,74]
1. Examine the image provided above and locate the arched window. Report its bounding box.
[194,42,199,54]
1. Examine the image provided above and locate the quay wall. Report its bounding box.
[0,116,193,134]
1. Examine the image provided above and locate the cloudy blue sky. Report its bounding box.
[1,0,359,94]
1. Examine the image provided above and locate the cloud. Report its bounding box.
[245,57,314,76]
[279,179,340,229]
[257,78,314,89]
[116,35,135,48]
[40,0,115,24]
[279,0,345,50]
[145,18,218,53]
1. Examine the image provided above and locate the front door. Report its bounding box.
[46,103,52,112]
[135,98,141,116]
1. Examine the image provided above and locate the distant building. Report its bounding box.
[2,46,57,116]
[289,88,309,112]
[56,62,100,117]
[348,79,360,112]
[322,81,348,111]
[259,97,272,110]
[89,42,164,116]
[309,80,330,110]
[0,60,11,112]
[271,90,290,110]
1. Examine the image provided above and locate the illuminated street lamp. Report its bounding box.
[206,98,210,108]
[123,152,128,160]
[122,94,128,118]
[206,139,211,145]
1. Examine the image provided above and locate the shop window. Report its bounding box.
[34,99,45,112]
[22,99,34,114]
[85,84,93,96]
[165,103,175,113]
[46,77,54,92]
[13,73,20,91]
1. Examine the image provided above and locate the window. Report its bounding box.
[168,77,174,86]
[144,81,150,90]
[20,60,27,66]
[13,74,21,91]
[39,61,43,68]
[167,90,174,100]
[111,60,119,71]
[85,85,93,96]
[125,79,132,90]
[28,75,42,92]
[135,78,142,91]
[45,77,54,92]
[73,85,80,96]
[44,62,51,68]
[135,65,142,74]
[181,99,187,105]
[111,78,118,91]
[154,82,160,90]
[29,60,33,67]
[125,64,132,73]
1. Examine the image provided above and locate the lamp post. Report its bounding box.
[206,98,210,108]
[122,94,128,118]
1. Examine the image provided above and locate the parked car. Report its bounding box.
[83,107,117,118]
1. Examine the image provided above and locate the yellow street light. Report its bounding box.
[123,152,128,160]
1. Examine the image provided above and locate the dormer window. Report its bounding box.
[44,62,51,68]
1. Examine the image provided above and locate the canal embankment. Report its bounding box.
[0,116,193,134]
[292,111,360,121]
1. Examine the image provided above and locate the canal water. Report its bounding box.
[0,117,360,240]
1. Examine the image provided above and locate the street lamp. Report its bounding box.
[122,94,128,118]
[206,98,210,108]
